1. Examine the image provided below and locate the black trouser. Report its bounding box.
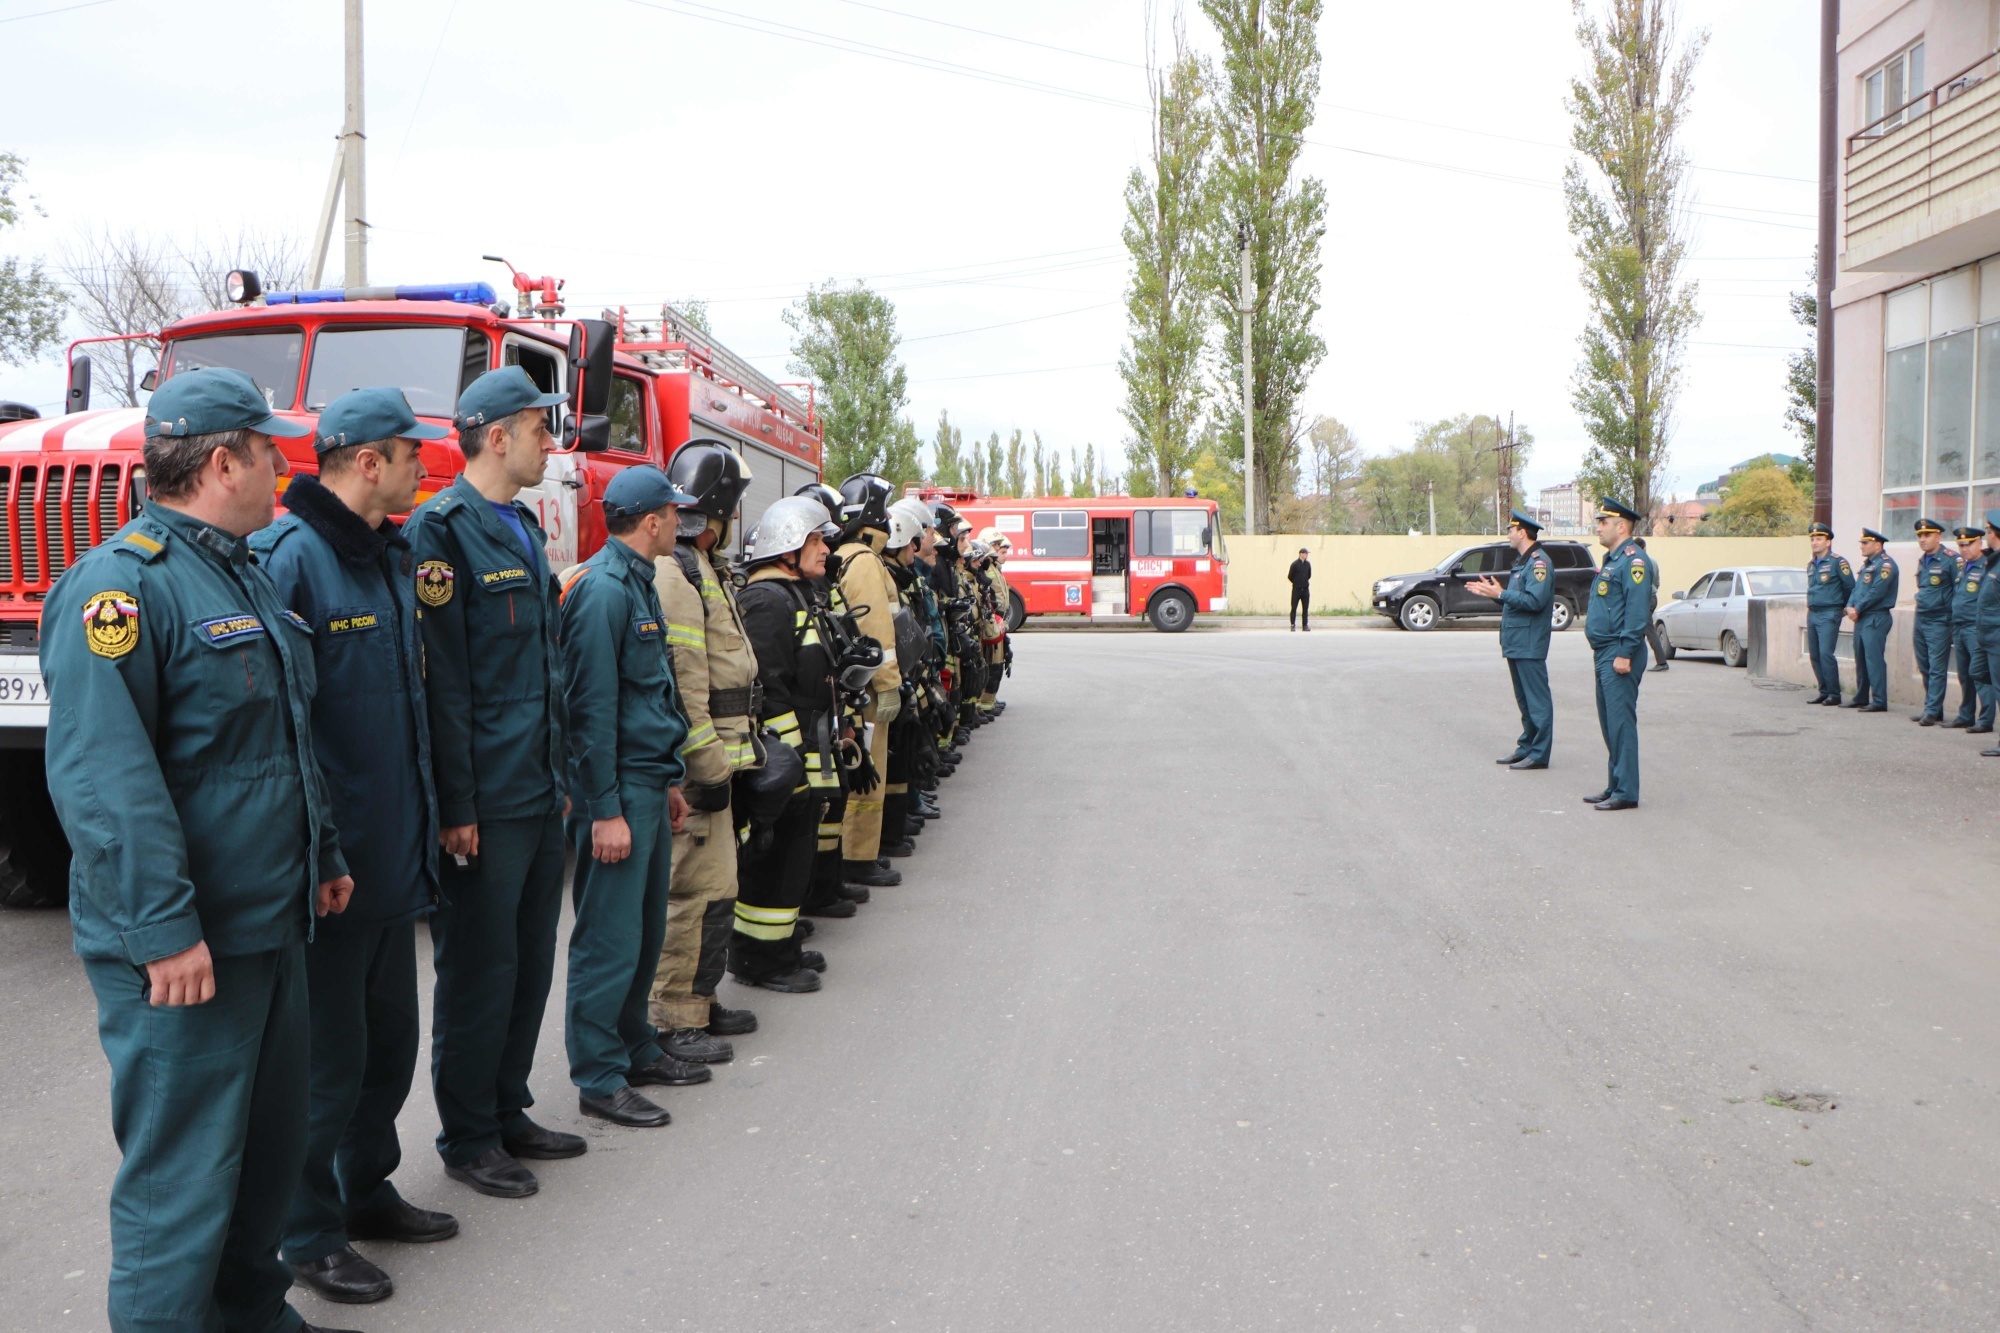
[731,793,822,980]
[1290,587,1309,626]
[1643,617,1668,665]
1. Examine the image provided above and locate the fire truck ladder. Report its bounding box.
[609,305,816,432]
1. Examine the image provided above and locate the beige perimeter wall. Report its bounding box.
[1224,534,1814,616]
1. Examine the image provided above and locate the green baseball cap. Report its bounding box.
[146,367,312,440]
[316,386,450,454]
[454,366,567,430]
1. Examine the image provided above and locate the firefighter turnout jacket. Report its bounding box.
[657,540,763,792]
[836,531,904,699]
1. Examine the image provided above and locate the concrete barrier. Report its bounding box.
[1749,596,1967,712]
[1219,534,1813,616]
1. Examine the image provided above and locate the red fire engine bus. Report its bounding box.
[0,271,821,907]
[925,489,1228,633]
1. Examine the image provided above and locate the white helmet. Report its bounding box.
[891,497,936,533]
[977,526,1005,545]
[967,539,993,562]
[886,503,922,551]
[748,495,838,565]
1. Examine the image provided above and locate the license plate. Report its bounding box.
[0,670,44,704]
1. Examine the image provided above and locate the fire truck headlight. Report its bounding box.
[226,269,262,305]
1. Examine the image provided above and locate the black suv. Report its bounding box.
[1371,540,1597,632]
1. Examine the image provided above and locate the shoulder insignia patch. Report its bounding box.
[282,609,313,634]
[1596,579,1610,597]
[417,560,455,607]
[1631,564,1646,583]
[120,532,164,556]
[1533,566,1547,582]
[197,614,264,646]
[82,591,139,659]
[1840,560,1851,574]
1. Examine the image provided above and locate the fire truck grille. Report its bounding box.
[16,466,38,581]
[0,462,121,588]
[0,468,11,580]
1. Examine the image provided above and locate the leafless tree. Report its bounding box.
[183,229,312,311]
[58,229,185,408]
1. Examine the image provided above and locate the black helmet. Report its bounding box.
[795,481,843,526]
[667,440,752,524]
[838,473,895,536]
[737,729,805,839]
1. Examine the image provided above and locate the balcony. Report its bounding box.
[1846,52,2000,273]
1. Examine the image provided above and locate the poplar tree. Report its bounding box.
[1004,428,1027,496]
[983,432,1004,498]
[1120,6,1213,499]
[1199,0,1327,533]
[1565,0,1705,527]
[785,281,913,482]
[0,154,64,367]
[932,409,966,487]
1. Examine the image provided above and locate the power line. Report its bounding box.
[0,0,116,23]
[902,302,1116,342]
[912,360,1119,384]
[394,0,461,168]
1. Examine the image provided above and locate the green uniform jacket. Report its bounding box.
[1954,552,1985,627]
[402,473,566,826]
[1584,539,1657,657]
[1805,552,1854,610]
[1496,543,1555,661]
[1848,552,1899,616]
[41,506,346,964]
[1914,549,1958,620]
[557,535,690,817]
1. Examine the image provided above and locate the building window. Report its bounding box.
[1879,258,2000,538]
[1863,42,1926,137]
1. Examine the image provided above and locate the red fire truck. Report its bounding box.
[0,269,821,907]
[927,490,1228,633]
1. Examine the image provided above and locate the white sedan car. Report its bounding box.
[1655,565,1808,667]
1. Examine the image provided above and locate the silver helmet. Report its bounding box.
[886,504,922,551]
[748,496,838,565]
[967,539,993,562]
[891,497,936,533]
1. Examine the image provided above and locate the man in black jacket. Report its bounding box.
[251,386,459,1305]
[1287,548,1312,630]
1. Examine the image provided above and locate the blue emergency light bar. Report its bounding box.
[264,281,500,307]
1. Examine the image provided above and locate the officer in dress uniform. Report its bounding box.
[1976,512,2000,757]
[42,368,359,1333]
[403,367,580,1200]
[1803,522,1853,705]
[1466,509,1555,769]
[1582,497,1656,811]
[558,466,701,1129]
[1910,517,1958,725]
[252,388,458,1306]
[1844,526,1899,712]
[1946,526,1995,732]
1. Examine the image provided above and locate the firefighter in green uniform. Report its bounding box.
[558,466,701,1128]
[1583,497,1656,811]
[1467,508,1555,769]
[403,367,580,1200]
[1803,522,1853,705]
[1910,516,1957,724]
[1947,526,1995,732]
[1844,526,1899,711]
[42,368,358,1333]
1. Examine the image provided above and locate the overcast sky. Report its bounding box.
[1,0,1818,501]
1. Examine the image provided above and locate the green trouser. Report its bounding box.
[430,810,565,1166]
[283,920,421,1264]
[85,944,309,1333]
[564,784,671,1099]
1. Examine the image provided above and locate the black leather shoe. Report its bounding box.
[630,1054,713,1086]
[301,1324,368,1333]
[1509,758,1548,770]
[1807,694,1830,705]
[1648,664,1667,672]
[1971,723,1994,734]
[1861,704,1888,712]
[843,860,902,887]
[1841,697,1864,708]
[1943,718,1971,728]
[1495,751,1527,765]
[346,1197,459,1244]
[444,1147,538,1199]
[707,1004,758,1036]
[1594,798,1639,811]
[663,1027,733,1063]
[579,1086,671,1128]
[805,898,859,918]
[1919,715,1939,726]
[881,838,916,858]
[800,949,827,973]
[1816,695,1840,705]
[291,1246,392,1304]
[1983,746,2000,757]
[838,882,871,904]
[1582,790,1610,804]
[500,1118,586,1161]
[733,967,822,993]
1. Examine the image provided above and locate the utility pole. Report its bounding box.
[312,0,368,287]
[1427,480,1436,537]
[1238,222,1256,536]
[1813,0,1836,525]
[1486,412,1520,535]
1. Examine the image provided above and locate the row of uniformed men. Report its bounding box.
[1804,514,2000,751]
[1477,498,1658,809]
[39,365,1018,1333]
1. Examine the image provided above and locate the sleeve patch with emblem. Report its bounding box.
[1534,566,1547,581]
[1631,564,1646,583]
[282,609,313,634]
[417,560,455,607]
[82,591,139,659]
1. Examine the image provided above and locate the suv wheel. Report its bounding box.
[1550,598,1574,632]
[1398,594,1439,632]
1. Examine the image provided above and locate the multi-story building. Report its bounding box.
[1537,481,1587,535]
[1835,3,2000,542]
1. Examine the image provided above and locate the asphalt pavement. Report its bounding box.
[5,627,2000,1331]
